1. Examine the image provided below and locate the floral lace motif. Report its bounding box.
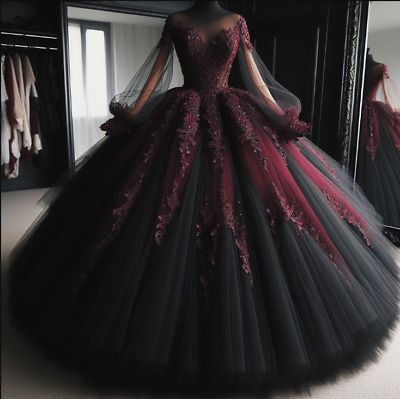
[196,197,220,316]
[300,139,337,178]
[221,90,270,171]
[363,99,400,160]
[195,92,254,310]
[321,189,373,248]
[364,100,379,160]
[79,92,183,284]
[222,198,253,281]
[238,16,253,51]
[271,182,321,240]
[281,107,312,141]
[155,91,201,244]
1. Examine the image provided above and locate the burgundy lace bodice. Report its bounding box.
[159,15,253,95]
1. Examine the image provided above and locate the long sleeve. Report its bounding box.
[237,16,311,141]
[101,17,174,136]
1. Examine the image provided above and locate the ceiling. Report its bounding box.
[67,7,165,26]
[67,1,192,25]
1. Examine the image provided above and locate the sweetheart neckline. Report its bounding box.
[169,15,243,45]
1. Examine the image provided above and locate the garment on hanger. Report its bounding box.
[3,54,24,178]
[12,52,31,150]
[1,54,11,166]
[22,53,42,154]
[1,51,44,178]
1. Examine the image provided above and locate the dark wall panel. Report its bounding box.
[224,1,349,160]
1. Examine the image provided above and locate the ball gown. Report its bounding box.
[6,13,400,395]
[356,58,400,242]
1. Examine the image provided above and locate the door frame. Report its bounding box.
[337,0,370,174]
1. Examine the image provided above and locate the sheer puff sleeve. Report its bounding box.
[100,17,174,136]
[237,16,311,142]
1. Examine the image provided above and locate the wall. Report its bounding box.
[367,27,400,94]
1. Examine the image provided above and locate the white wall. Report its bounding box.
[367,27,400,93]
[110,22,183,95]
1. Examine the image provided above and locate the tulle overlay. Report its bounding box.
[8,84,400,395]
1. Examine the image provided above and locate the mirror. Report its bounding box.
[353,1,400,243]
[66,5,184,160]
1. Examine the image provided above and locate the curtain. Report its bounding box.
[68,23,109,160]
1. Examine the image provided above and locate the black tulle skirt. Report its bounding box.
[6,87,400,396]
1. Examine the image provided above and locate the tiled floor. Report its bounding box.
[2,188,400,399]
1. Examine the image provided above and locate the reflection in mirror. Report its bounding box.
[355,1,400,243]
[66,7,183,160]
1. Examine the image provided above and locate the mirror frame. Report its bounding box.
[337,0,370,175]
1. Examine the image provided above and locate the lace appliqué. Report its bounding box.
[196,197,220,315]
[221,91,270,171]
[78,93,183,286]
[300,139,337,178]
[195,94,254,311]
[155,91,201,244]
[268,184,354,284]
[363,99,400,160]
[196,196,253,317]
[321,188,373,248]
[238,16,253,51]
[364,100,378,160]
[222,198,253,281]
[281,107,312,141]
[271,182,321,240]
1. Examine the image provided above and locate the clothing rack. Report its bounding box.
[1,0,70,192]
[1,43,59,51]
[1,30,59,51]
[1,29,63,190]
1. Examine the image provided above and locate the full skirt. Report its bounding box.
[7,86,400,395]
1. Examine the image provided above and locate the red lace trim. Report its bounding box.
[196,197,220,315]
[271,182,322,241]
[155,91,201,244]
[238,16,253,51]
[300,139,337,178]
[222,199,253,280]
[321,189,373,248]
[365,101,378,160]
[81,93,183,282]
[363,99,400,159]
[222,91,270,170]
